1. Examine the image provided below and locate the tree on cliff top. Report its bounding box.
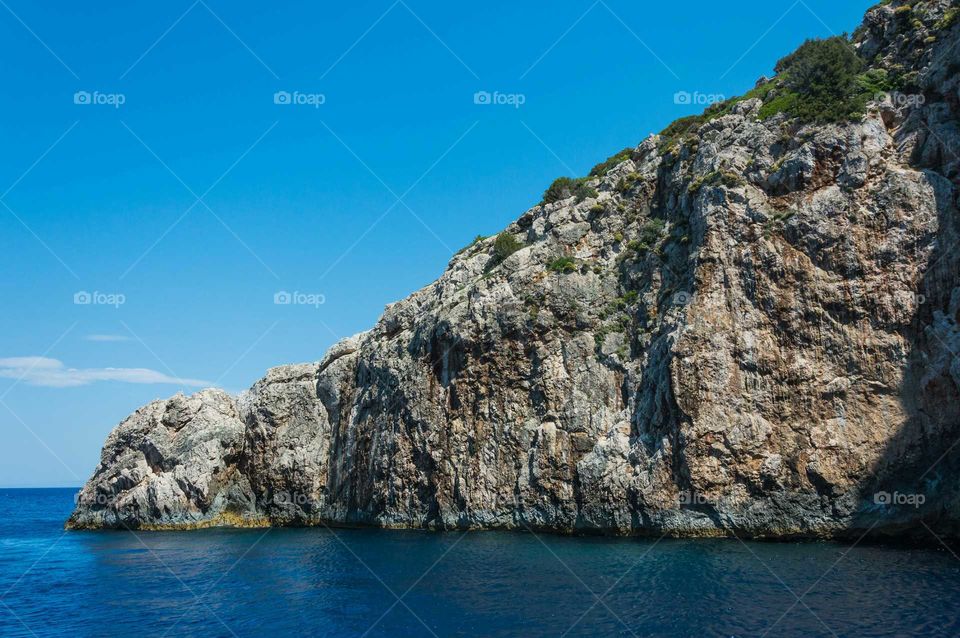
[773,36,866,123]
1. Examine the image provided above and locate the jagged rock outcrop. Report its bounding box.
[69,0,960,539]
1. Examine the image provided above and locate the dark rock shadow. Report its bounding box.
[853,120,960,543]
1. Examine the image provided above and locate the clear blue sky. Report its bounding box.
[0,0,874,487]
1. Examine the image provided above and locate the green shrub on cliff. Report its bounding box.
[589,147,635,177]
[658,35,872,132]
[658,115,705,153]
[456,234,487,256]
[543,177,577,203]
[547,256,577,273]
[938,7,959,30]
[639,218,666,245]
[769,36,867,123]
[490,232,523,266]
[542,177,597,205]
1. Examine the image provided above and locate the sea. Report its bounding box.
[1,488,958,637]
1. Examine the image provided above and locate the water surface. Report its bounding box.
[1,489,958,637]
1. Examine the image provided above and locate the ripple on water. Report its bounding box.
[2,490,960,637]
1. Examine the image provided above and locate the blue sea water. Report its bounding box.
[1,489,959,637]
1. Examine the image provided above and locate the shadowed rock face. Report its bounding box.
[69,0,960,539]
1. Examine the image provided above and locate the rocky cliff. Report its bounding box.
[69,0,960,539]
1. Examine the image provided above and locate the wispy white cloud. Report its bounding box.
[0,357,211,388]
[83,334,133,342]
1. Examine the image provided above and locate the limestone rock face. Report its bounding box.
[69,0,960,539]
[68,389,257,529]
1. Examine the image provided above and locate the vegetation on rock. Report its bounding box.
[589,148,635,177]
[456,234,488,256]
[770,37,866,122]
[542,177,597,205]
[547,256,577,273]
[489,231,524,268]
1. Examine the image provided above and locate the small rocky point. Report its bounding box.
[70,0,960,540]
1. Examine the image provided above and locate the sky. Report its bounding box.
[0,0,875,487]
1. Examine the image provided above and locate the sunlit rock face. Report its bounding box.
[70,0,960,540]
